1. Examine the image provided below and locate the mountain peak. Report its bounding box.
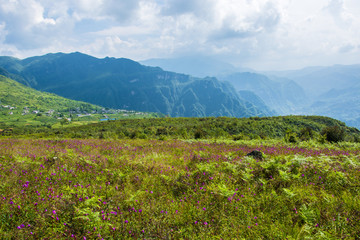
[0,52,269,118]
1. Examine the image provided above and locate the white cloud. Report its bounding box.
[0,0,359,70]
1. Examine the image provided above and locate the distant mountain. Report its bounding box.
[141,56,252,78]
[268,64,360,129]
[219,72,308,115]
[237,90,276,116]
[0,52,268,118]
[268,64,360,96]
[306,85,360,128]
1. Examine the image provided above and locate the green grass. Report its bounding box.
[7,115,359,143]
[0,138,359,239]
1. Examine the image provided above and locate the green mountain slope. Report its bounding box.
[0,74,98,111]
[0,75,159,129]
[0,52,269,118]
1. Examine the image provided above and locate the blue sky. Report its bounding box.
[0,0,359,70]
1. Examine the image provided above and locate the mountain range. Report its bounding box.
[0,52,359,129]
[268,65,360,129]
[218,72,308,115]
[142,57,360,129]
[0,52,271,118]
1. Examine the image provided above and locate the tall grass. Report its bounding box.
[0,138,359,239]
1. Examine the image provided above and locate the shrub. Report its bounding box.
[194,128,206,139]
[285,129,297,143]
[321,126,345,143]
[299,127,314,141]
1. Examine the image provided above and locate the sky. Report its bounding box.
[0,0,359,70]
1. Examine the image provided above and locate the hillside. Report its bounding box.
[10,115,359,142]
[0,74,98,111]
[0,52,268,118]
[0,75,160,129]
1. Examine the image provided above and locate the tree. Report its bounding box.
[60,118,70,126]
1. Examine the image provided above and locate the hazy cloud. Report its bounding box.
[101,0,141,23]
[0,0,359,70]
[161,0,207,16]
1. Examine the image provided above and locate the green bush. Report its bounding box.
[321,126,345,143]
[194,128,206,139]
[299,127,314,141]
[285,129,297,143]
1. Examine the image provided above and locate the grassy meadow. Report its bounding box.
[0,137,360,239]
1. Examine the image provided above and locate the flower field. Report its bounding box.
[0,138,360,239]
